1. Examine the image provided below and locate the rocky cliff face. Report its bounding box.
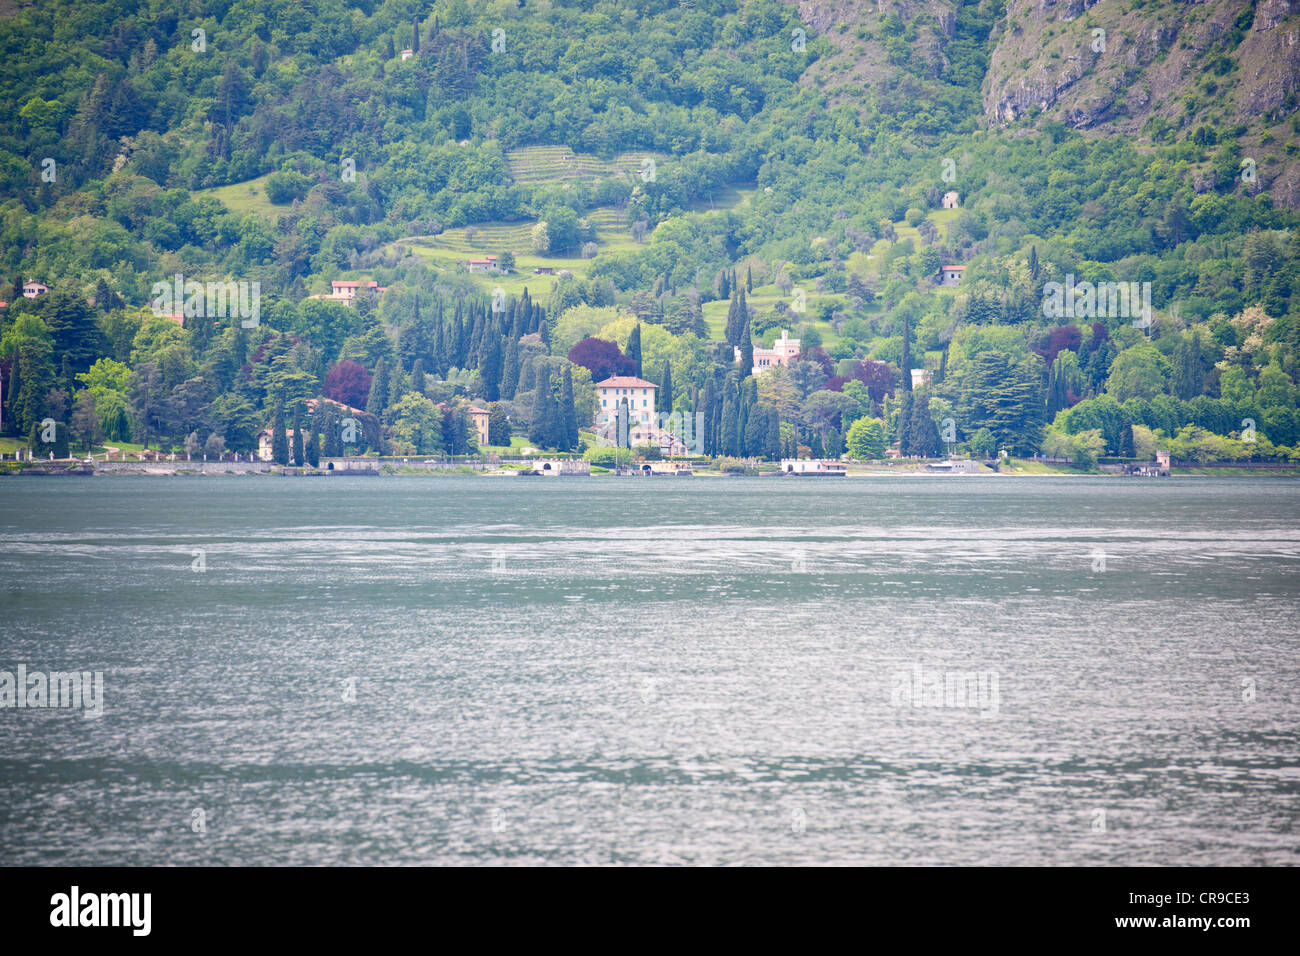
[787,0,1300,208]
[981,0,1300,206]
[984,1,1299,129]
[795,0,963,108]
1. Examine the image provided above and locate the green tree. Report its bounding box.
[1172,333,1205,401]
[847,416,886,459]
[306,408,321,467]
[271,398,289,465]
[291,404,304,466]
[956,353,1046,455]
[658,359,673,413]
[487,401,511,446]
[626,323,642,378]
[1105,345,1170,403]
[560,364,579,451]
[388,392,444,454]
[366,358,390,418]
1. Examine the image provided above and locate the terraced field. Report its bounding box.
[505,145,667,184]
[407,204,638,256]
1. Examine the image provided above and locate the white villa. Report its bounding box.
[781,459,847,476]
[942,190,960,209]
[596,375,657,429]
[257,429,299,461]
[594,375,690,452]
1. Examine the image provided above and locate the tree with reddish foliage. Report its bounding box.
[1031,325,1083,366]
[801,346,835,377]
[852,360,897,402]
[824,360,897,403]
[322,360,372,409]
[1086,323,1109,352]
[567,338,636,381]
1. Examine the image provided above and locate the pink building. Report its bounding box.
[737,328,801,377]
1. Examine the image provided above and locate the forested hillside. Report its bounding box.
[2,0,1298,466]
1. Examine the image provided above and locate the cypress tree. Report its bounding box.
[616,397,630,449]
[560,365,578,451]
[627,323,642,378]
[908,390,941,458]
[366,358,390,418]
[721,391,739,457]
[529,368,555,448]
[291,404,304,466]
[411,359,426,396]
[452,314,466,369]
[306,407,321,467]
[897,389,915,455]
[271,398,289,465]
[719,269,731,300]
[744,402,767,458]
[738,321,754,374]
[431,317,447,376]
[723,289,741,347]
[764,405,781,460]
[323,404,340,457]
[412,17,419,53]
[1119,420,1136,458]
[900,310,913,391]
[700,378,717,456]
[481,333,503,402]
[1046,355,1070,415]
[746,265,753,292]
[658,359,673,414]
[452,405,470,453]
[502,337,521,399]
[5,357,20,436]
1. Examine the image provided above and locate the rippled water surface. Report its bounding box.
[1,475,1298,865]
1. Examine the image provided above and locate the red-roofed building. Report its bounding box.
[307,279,388,305]
[465,404,490,447]
[938,265,966,286]
[595,375,657,435]
[467,256,499,274]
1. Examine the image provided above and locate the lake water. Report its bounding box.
[1,475,1297,865]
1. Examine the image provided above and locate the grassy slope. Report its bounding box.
[195,173,281,220]
[193,144,956,356]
